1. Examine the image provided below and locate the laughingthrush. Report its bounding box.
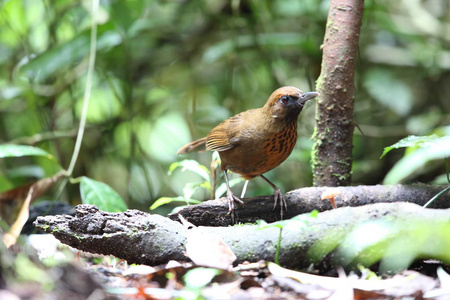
[178,86,318,222]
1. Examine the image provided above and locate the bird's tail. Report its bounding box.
[177,137,207,154]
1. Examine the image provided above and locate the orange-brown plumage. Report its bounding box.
[178,86,318,222]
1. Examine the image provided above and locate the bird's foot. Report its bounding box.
[226,189,244,224]
[272,188,287,220]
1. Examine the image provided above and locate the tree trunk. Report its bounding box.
[312,0,364,186]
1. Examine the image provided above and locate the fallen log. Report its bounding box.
[34,201,450,270]
[170,184,450,226]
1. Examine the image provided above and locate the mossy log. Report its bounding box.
[34,189,450,269]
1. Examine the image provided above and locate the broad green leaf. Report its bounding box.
[380,134,441,158]
[169,160,211,182]
[0,144,54,159]
[383,136,450,184]
[80,176,127,212]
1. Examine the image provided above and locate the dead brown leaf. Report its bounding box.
[2,171,65,247]
[179,215,237,269]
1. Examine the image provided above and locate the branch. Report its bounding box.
[34,202,450,270]
[171,184,450,226]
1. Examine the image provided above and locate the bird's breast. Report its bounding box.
[261,122,298,166]
[219,121,298,178]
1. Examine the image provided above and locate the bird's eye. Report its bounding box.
[280,96,289,104]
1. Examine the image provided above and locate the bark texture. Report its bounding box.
[34,202,450,270]
[312,0,364,186]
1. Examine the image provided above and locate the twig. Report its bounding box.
[66,0,99,176]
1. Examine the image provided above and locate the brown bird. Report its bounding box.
[178,86,318,222]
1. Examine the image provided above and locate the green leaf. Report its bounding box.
[150,196,183,210]
[383,136,450,184]
[169,159,211,181]
[0,144,54,159]
[80,176,127,212]
[150,196,201,210]
[380,134,441,158]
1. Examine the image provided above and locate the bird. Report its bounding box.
[178,86,318,223]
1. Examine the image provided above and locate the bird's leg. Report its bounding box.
[260,174,287,220]
[223,170,244,224]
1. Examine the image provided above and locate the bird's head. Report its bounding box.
[264,86,319,121]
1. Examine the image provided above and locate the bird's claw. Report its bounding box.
[272,188,287,220]
[226,189,243,224]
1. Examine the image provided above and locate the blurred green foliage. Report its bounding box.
[308,216,450,273]
[0,0,449,214]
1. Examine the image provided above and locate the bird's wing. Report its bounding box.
[206,111,247,152]
[206,130,234,152]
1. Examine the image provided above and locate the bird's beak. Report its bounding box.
[300,91,319,103]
